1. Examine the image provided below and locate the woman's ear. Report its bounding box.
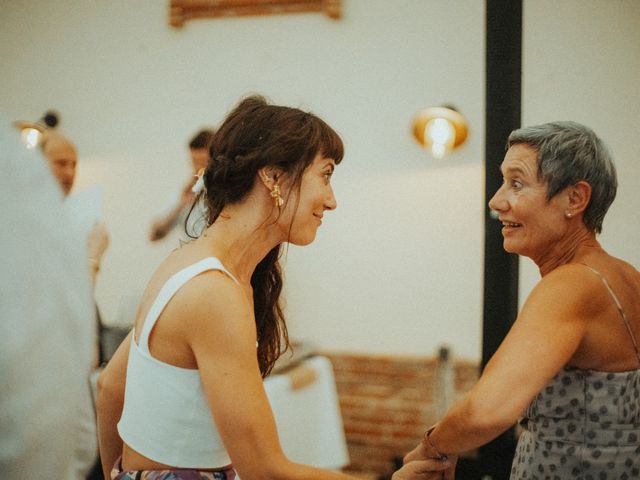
[258,167,274,188]
[566,181,592,216]
[258,166,282,188]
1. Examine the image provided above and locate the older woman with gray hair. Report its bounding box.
[403,121,640,479]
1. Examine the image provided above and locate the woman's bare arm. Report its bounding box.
[96,330,132,478]
[94,272,457,480]
[407,264,606,459]
[180,272,359,480]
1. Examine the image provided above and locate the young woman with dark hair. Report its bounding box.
[96,96,446,480]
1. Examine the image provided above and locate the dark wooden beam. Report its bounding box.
[480,0,522,478]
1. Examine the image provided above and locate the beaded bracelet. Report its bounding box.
[422,425,448,461]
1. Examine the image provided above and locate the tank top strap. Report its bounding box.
[578,263,640,365]
[137,257,239,355]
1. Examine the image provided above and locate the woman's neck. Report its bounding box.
[198,204,284,284]
[535,230,602,276]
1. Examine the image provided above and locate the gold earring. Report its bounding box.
[565,211,572,218]
[270,184,284,207]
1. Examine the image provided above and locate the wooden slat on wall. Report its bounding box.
[169,0,342,27]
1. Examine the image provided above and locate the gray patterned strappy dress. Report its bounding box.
[510,266,640,480]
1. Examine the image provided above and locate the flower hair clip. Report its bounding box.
[192,168,206,194]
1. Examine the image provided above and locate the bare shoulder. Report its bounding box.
[615,256,640,283]
[175,269,246,309]
[166,269,254,339]
[535,262,602,292]
[526,263,610,317]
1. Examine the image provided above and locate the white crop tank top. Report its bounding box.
[118,257,238,468]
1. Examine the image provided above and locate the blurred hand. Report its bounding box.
[391,458,453,480]
[401,442,458,480]
[87,221,109,262]
[179,183,195,207]
[149,219,170,242]
[149,181,195,242]
[404,441,430,463]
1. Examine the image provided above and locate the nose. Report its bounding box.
[488,184,507,214]
[324,185,337,211]
[63,164,76,183]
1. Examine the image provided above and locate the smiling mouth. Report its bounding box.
[502,221,522,229]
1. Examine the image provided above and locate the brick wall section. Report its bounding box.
[323,352,479,476]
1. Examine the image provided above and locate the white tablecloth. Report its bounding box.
[263,355,350,469]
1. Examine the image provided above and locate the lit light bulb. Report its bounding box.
[425,118,455,159]
[21,128,42,149]
[430,143,446,159]
[411,105,469,159]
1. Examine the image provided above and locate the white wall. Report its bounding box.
[1,1,638,361]
[519,0,640,303]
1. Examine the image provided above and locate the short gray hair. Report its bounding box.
[507,121,617,233]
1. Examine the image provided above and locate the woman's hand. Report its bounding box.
[403,441,429,464]
[87,221,109,263]
[87,221,109,284]
[400,439,458,480]
[96,331,131,479]
[392,458,455,480]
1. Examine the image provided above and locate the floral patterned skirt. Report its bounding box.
[111,458,236,480]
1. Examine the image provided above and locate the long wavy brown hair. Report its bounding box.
[187,95,344,376]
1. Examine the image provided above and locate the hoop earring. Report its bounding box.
[270,184,284,207]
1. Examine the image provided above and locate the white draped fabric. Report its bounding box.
[0,115,95,479]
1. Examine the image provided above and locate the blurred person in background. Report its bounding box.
[42,130,110,479]
[149,128,215,242]
[42,131,110,289]
[0,114,95,479]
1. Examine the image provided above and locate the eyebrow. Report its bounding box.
[501,165,526,176]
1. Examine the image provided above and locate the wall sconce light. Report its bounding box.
[13,111,59,149]
[412,105,468,159]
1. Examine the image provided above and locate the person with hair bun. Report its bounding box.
[97,96,447,480]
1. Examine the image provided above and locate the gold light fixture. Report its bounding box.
[13,121,46,149]
[412,105,468,159]
[13,111,59,149]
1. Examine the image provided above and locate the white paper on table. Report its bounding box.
[264,356,350,469]
[65,185,104,236]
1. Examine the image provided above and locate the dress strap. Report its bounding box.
[579,263,640,365]
[136,257,238,355]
